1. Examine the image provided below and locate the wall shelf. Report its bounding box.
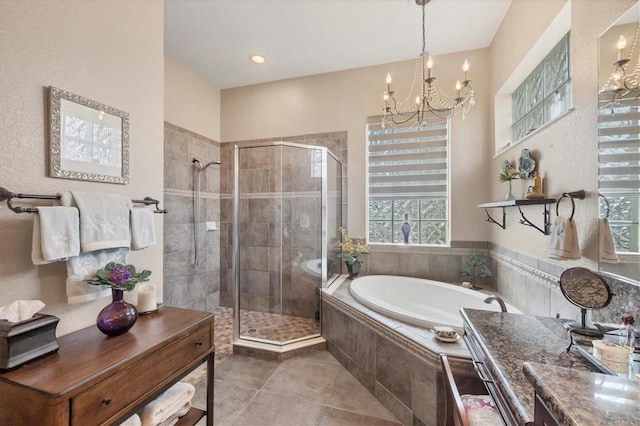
[478,198,556,235]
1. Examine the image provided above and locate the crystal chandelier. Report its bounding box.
[382,0,475,127]
[600,22,640,101]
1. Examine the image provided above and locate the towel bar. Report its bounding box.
[0,187,167,214]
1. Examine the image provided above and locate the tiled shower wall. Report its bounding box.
[219,132,348,314]
[163,122,221,311]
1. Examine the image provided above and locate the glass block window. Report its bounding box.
[598,93,640,253]
[512,32,571,142]
[367,117,449,245]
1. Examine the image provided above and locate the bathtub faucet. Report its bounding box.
[484,295,507,313]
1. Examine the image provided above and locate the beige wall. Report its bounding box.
[165,55,221,141]
[489,0,636,270]
[0,1,164,336]
[221,48,493,242]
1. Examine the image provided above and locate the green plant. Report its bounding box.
[337,227,369,265]
[85,262,152,292]
[462,252,493,283]
[499,166,520,182]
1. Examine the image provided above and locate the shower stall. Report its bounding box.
[232,142,342,350]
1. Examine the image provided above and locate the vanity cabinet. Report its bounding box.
[460,308,601,425]
[0,306,214,426]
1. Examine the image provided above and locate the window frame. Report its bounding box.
[511,32,572,143]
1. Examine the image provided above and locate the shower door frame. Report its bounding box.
[232,142,341,347]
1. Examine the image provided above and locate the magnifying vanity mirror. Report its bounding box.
[49,86,129,184]
[597,2,639,283]
[560,267,613,336]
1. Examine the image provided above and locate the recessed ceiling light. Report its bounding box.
[250,54,267,64]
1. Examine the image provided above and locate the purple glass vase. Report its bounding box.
[96,289,138,336]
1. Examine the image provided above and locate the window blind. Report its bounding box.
[367,117,449,201]
[598,95,640,192]
[598,93,640,252]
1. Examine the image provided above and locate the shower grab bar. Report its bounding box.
[0,187,167,214]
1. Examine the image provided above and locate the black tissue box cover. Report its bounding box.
[0,313,59,371]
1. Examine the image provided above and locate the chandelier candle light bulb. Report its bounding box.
[463,59,469,81]
[617,35,626,61]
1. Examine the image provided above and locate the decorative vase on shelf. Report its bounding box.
[96,289,138,336]
[505,180,515,201]
[346,261,361,279]
[402,214,411,244]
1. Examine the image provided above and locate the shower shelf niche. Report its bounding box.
[478,198,556,235]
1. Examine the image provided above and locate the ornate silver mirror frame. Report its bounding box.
[49,86,129,184]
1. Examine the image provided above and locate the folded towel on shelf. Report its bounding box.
[547,216,581,259]
[157,401,191,426]
[140,382,195,426]
[118,413,141,426]
[130,208,156,251]
[71,191,132,252]
[66,248,128,304]
[31,206,80,264]
[599,218,619,263]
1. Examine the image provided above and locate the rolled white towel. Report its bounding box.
[118,413,141,426]
[158,401,191,426]
[140,382,195,426]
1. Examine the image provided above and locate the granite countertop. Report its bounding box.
[460,308,602,424]
[523,362,640,426]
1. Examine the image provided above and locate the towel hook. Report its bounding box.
[599,193,610,220]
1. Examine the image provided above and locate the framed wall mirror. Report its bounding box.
[49,86,129,184]
[597,2,639,283]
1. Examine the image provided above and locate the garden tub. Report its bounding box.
[349,275,519,332]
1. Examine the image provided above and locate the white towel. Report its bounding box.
[66,247,128,304]
[57,191,74,208]
[118,413,141,426]
[140,382,195,426]
[547,217,581,259]
[71,191,132,252]
[599,218,619,263]
[158,402,191,426]
[33,206,80,263]
[130,208,156,250]
[31,218,54,266]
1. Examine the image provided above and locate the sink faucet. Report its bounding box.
[484,295,507,313]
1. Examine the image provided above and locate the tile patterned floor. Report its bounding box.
[185,307,402,426]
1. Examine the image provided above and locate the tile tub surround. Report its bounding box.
[164,122,221,312]
[322,280,487,426]
[488,243,640,325]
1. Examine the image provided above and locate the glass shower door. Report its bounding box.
[235,143,324,346]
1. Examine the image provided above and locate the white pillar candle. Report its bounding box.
[137,283,157,314]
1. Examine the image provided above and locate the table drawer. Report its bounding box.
[71,323,211,425]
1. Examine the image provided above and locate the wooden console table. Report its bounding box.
[0,306,214,426]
